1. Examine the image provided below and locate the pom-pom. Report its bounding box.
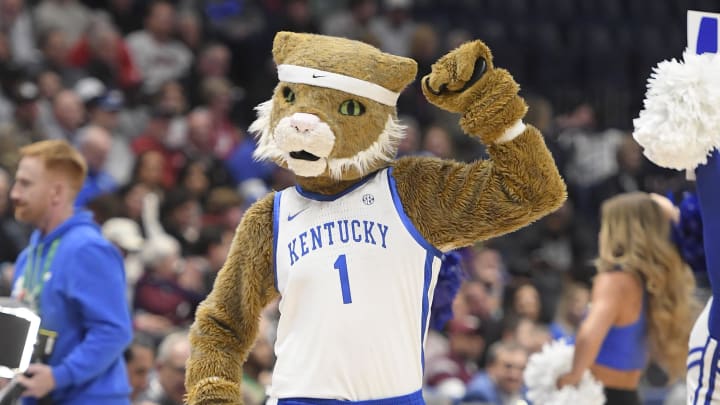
[523,340,605,405]
[633,49,720,171]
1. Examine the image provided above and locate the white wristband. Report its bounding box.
[496,120,526,143]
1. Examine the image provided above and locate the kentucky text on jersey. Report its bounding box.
[288,219,389,266]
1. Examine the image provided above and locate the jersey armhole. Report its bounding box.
[386,167,443,258]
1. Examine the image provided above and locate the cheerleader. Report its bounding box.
[556,192,697,405]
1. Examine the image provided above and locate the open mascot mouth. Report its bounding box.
[289,150,321,161]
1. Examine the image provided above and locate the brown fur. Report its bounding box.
[392,127,565,251]
[185,33,566,404]
[186,193,278,404]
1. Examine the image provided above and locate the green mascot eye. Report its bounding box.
[339,99,365,116]
[282,87,295,103]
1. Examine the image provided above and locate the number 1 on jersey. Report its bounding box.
[333,254,352,304]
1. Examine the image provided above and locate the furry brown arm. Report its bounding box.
[392,127,565,251]
[185,193,279,405]
[392,40,566,251]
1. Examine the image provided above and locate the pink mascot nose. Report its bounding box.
[290,113,320,133]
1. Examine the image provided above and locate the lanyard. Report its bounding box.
[22,238,61,312]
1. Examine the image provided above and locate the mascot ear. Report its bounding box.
[390,58,418,92]
[272,31,418,94]
[273,31,304,65]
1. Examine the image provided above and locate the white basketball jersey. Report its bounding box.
[268,168,443,401]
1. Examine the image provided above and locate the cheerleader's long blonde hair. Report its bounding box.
[596,192,698,381]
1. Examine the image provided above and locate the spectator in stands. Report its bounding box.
[397,23,439,127]
[176,9,203,55]
[456,278,504,366]
[126,0,192,94]
[369,0,416,56]
[176,159,209,201]
[134,235,203,334]
[495,200,596,318]
[159,188,202,254]
[75,125,118,207]
[556,103,626,220]
[117,181,151,226]
[131,106,185,189]
[138,330,190,405]
[462,341,529,405]
[68,17,141,91]
[396,115,422,157]
[593,135,649,215]
[202,186,246,230]
[0,166,29,266]
[32,28,83,86]
[0,0,36,65]
[432,316,485,390]
[549,281,590,343]
[105,0,144,35]
[511,283,541,322]
[199,77,241,159]
[102,216,145,301]
[242,317,275,405]
[129,150,166,194]
[153,80,189,149]
[501,316,550,356]
[422,123,454,159]
[192,224,233,293]
[322,0,379,45]
[124,333,156,404]
[469,246,505,310]
[183,43,231,108]
[177,152,233,207]
[0,80,44,172]
[84,88,123,133]
[43,89,85,141]
[34,0,92,46]
[0,32,15,122]
[79,88,136,184]
[270,0,321,36]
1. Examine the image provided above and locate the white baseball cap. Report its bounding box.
[102,218,144,252]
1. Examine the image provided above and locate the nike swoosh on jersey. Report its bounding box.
[288,207,309,221]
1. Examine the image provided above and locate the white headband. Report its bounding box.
[277,64,400,106]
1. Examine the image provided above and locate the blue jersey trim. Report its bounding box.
[420,251,433,373]
[277,389,425,404]
[689,359,702,371]
[273,191,282,293]
[294,172,377,201]
[694,336,711,405]
[705,342,720,405]
[386,167,443,259]
[695,151,720,337]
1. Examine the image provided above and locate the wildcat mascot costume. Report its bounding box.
[185,32,566,404]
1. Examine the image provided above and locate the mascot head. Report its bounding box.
[252,32,417,185]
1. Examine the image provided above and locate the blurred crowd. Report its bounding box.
[0,0,714,404]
